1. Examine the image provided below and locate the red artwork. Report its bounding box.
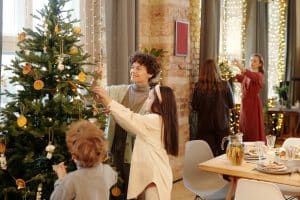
[175,21,188,56]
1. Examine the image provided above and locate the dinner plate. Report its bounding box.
[255,165,291,175]
[244,156,259,160]
[244,154,265,160]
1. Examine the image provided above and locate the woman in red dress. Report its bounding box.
[233,54,266,142]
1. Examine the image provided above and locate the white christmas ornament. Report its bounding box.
[45,143,56,159]
[36,184,42,200]
[57,55,65,71]
[24,50,30,56]
[57,62,65,71]
[0,154,7,170]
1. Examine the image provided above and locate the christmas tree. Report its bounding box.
[0,0,106,199]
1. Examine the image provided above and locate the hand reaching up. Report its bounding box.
[52,162,67,180]
[232,59,246,73]
[92,86,112,107]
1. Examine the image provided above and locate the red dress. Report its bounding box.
[236,69,266,142]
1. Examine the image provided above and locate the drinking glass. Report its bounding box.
[286,145,296,161]
[255,141,264,162]
[266,135,276,149]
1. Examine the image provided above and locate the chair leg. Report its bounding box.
[284,195,298,200]
[194,195,205,200]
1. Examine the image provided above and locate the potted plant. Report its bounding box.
[273,82,290,108]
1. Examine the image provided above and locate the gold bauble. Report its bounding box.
[78,72,86,82]
[22,63,32,75]
[73,27,81,34]
[33,80,44,90]
[16,179,26,190]
[69,46,79,55]
[0,143,6,154]
[111,186,121,197]
[17,32,26,42]
[54,25,59,33]
[17,115,27,127]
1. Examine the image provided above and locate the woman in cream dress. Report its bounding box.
[92,85,179,200]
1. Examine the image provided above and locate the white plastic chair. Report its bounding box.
[277,138,300,198]
[183,140,230,200]
[282,137,300,149]
[234,178,285,200]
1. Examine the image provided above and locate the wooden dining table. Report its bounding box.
[198,154,300,200]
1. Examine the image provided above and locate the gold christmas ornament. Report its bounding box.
[17,115,27,127]
[17,32,26,42]
[78,72,86,82]
[73,27,81,34]
[111,186,121,197]
[0,134,6,154]
[69,46,79,55]
[0,143,6,154]
[22,63,33,75]
[33,80,44,90]
[54,25,59,33]
[16,179,26,190]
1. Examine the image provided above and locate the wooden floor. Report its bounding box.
[171,180,195,200]
[171,179,299,200]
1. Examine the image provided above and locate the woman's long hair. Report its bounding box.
[151,86,179,156]
[196,59,224,93]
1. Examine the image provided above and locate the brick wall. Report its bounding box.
[138,0,201,180]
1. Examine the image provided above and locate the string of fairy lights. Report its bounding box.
[220,0,288,134]
[268,0,287,97]
[81,0,107,86]
[221,0,245,133]
[267,0,287,133]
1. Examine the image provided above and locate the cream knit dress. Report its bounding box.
[108,100,173,200]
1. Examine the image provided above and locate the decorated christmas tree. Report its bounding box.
[0,0,106,199]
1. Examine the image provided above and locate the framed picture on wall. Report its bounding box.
[175,20,189,56]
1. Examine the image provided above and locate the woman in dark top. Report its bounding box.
[191,59,234,156]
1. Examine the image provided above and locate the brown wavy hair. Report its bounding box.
[196,59,224,93]
[130,52,161,83]
[151,86,179,156]
[66,120,107,168]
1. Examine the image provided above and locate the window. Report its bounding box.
[1,0,80,107]
[219,0,287,102]
[219,0,244,104]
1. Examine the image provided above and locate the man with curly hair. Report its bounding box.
[102,52,161,198]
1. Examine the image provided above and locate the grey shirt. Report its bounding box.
[50,164,117,200]
[128,84,150,110]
